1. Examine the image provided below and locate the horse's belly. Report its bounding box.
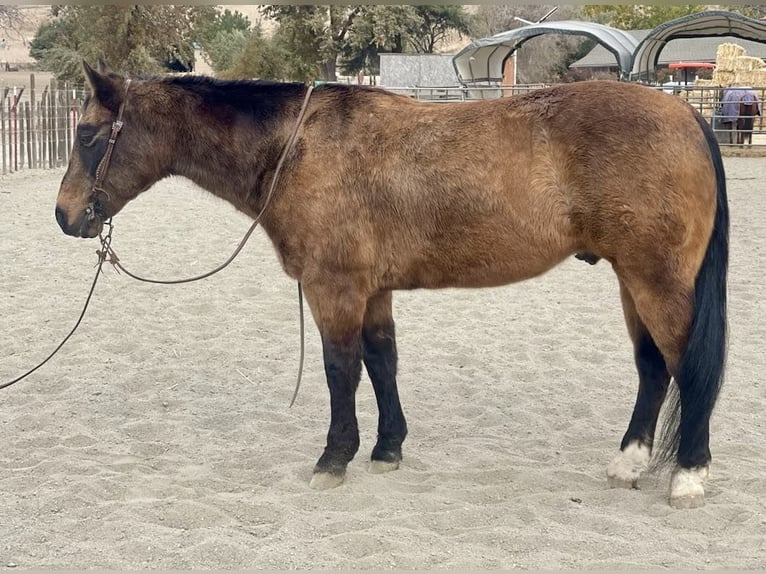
[389,240,573,290]
[374,189,577,290]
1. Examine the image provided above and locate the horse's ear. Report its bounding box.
[97,57,112,75]
[82,59,122,114]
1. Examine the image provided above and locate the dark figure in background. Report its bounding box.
[721,87,762,145]
[737,90,761,145]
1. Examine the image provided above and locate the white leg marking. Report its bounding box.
[669,465,709,509]
[607,441,651,489]
[309,472,345,490]
[369,460,399,474]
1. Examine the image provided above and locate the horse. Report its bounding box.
[55,61,728,509]
[736,92,761,145]
[721,87,761,146]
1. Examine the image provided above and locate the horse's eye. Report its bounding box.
[79,133,98,147]
[77,124,99,147]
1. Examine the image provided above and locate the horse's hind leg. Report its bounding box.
[617,272,712,508]
[607,280,671,489]
[362,291,408,474]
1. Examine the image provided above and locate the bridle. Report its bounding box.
[84,78,132,224]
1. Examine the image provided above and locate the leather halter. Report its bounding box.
[85,78,132,222]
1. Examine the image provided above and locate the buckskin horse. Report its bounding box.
[55,62,728,509]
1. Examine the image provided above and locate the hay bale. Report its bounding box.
[733,56,765,72]
[717,43,746,61]
[735,69,766,86]
[716,56,736,72]
[712,70,736,86]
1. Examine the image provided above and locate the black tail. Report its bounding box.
[654,112,729,468]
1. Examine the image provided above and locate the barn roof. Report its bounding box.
[452,20,639,84]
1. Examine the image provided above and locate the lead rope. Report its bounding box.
[2,86,313,403]
[289,282,305,408]
[0,220,115,391]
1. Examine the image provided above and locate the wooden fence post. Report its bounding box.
[12,87,23,172]
[24,101,31,170]
[0,90,5,175]
[6,97,12,173]
[49,78,57,168]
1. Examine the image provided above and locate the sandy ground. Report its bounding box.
[0,161,764,569]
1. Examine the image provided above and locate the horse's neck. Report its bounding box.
[167,83,305,216]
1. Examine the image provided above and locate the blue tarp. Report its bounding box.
[721,88,762,121]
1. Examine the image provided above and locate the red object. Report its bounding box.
[668,62,716,69]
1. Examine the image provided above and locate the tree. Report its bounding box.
[341,6,470,77]
[406,6,471,54]
[204,29,249,73]
[722,5,766,19]
[261,5,362,81]
[0,6,24,37]
[196,8,253,73]
[30,6,213,83]
[261,5,469,81]
[580,5,705,30]
[470,4,568,38]
[221,24,290,81]
[468,5,589,84]
[195,7,251,47]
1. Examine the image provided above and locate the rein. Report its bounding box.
[2,83,313,402]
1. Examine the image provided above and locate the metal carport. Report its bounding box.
[452,20,639,88]
[631,10,766,81]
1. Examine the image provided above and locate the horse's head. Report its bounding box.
[56,60,162,238]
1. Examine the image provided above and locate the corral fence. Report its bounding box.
[1,76,764,175]
[0,74,86,175]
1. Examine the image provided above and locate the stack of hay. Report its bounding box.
[696,43,766,87]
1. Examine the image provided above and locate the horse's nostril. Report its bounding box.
[55,206,68,231]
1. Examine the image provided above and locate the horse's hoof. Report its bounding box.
[669,493,705,509]
[606,441,650,489]
[309,471,345,490]
[369,459,399,474]
[669,465,708,509]
[607,476,640,489]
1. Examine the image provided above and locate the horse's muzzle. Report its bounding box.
[55,205,102,238]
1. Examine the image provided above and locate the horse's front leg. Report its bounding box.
[302,278,368,490]
[362,291,407,473]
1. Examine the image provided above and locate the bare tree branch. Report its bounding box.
[0,6,26,39]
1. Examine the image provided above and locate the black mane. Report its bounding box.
[159,75,306,121]
[157,74,389,119]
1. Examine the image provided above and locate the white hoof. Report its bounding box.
[309,472,345,490]
[369,460,399,474]
[669,465,709,509]
[607,442,650,489]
